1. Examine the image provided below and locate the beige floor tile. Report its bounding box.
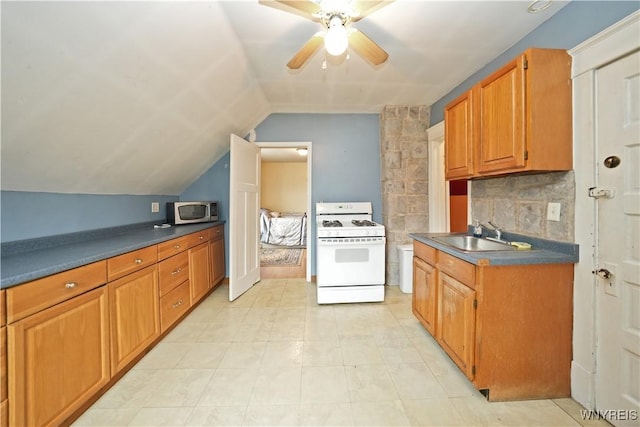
[269,321,305,341]
[304,319,339,342]
[341,337,385,365]
[387,362,448,400]
[133,342,191,369]
[91,369,157,409]
[275,306,307,323]
[345,363,400,402]
[197,368,258,406]
[185,406,246,427]
[260,340,304,369]
[72,408,140,426]
[301,365,349,404]
[232,320,274,342]
[175,342,230,369]
[250,366,302,405]
[134,369,214,408]
[401,398,468,426]
[244,307,279,323]
[127,407,193,426]
[302,340,343,366]
[553,398,614,427]
[298,403,354,426]
[243,403,299,426]
[210,307,250,323]
[218,341,266,370]
[350,400,411,426]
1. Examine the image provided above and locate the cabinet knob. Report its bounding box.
[65,282,77,289]
[134,258,143,264]
[174,245,181,249]
[199,236,204,240]
[171,268,181,275]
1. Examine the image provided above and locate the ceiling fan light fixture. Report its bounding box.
[324,15,348,56]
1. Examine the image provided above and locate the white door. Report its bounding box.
[595,50,640,426]
[229,134,261,301]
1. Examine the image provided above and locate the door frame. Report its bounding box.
[570,10,639,410]
[256,141,313,283]
[427,121,450,232]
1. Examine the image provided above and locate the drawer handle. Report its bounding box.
[134,258,143,264]
[65,282,77,289]
[174,245,181,250]
[199,236,204,240]
[171,268,182,275]
[172,299,183,309]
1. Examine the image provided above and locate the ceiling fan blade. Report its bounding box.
[349,29,388,66]
[351,0,394,22]
[287,34,324,70]
[259,0,322,20]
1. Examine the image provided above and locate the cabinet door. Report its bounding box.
[437,272,476,380]
[109,266,160,374]
[412,257,437,336]
[210,229,225,287]
[476,55,526,173]
[8,286,110,427]
[189,242,210,304]
[444,90,474,179]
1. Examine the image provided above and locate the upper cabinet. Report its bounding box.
[445,48,572,180]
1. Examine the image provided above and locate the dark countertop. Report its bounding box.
[1,222,225,289]
[409,231,579,266]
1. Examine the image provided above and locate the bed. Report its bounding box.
[260,208,307,247]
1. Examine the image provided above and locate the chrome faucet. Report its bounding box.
[481,221,506,242]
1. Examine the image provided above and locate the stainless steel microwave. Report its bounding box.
[166,201,218,225]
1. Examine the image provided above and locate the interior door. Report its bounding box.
[595,50,640,426]
[229,134,260,301]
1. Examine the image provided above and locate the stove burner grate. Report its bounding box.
[352,220,377,227]
[322,220,342,227]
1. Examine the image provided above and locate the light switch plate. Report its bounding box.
[547,202,561,221]
[151,202,160,213]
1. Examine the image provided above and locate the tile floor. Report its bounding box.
[74,279,609,426]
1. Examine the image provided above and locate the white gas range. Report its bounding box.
[315,202,386,304]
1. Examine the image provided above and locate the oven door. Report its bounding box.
[317,236,386,286]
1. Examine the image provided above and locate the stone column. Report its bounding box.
[380,105,430,286]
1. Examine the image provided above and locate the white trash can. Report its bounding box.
[397,244,414,294]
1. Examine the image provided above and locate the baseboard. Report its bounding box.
[571,361,595,410]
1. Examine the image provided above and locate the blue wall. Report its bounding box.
[180,113,382,276]
[430,1,640,125]
[0,191,178,242]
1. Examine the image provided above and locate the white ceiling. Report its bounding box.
[1,0,568,195]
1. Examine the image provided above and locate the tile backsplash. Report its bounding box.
[470,171,575,242]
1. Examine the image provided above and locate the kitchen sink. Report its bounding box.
[431,235,517,252]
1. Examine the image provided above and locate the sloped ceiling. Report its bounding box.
[1,0,568,196]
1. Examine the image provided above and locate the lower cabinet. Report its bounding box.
[210,225,226,286]
[412,239,573,401]
[160,281,190,332]
[109,265,160,374]
[7,286,110,426]
[189,242,211,305]
[437,272,476,380]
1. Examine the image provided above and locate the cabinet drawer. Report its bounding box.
[210,225,224,241]
[186,230,211,248]
[437,252,475,288]
[414,241,437,265]
[160,281,190,333]
[158,251,189,296]
[158,236,191,261]
[6,261,107,323]
[107,245,158,282]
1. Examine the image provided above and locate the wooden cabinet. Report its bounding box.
[412,239,573,401]
[437,272,476,380]
[107,245,158,282]
[412,242,437,336]
[189,242,210,305]
[159,281,190,332]
[444,48,572,180]
[444,90,474,179]
[109,265,160,374]
[210,225,226,287]
[0,290,6,427]
[7,286,110,426]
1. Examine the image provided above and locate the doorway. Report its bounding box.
[257,142,312,282]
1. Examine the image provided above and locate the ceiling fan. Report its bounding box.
[259,0,392,70]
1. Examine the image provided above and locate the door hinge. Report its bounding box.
[524,150,529,160]
[473,299,478,309]
[523,57,528,70]
[472,365,476,375]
